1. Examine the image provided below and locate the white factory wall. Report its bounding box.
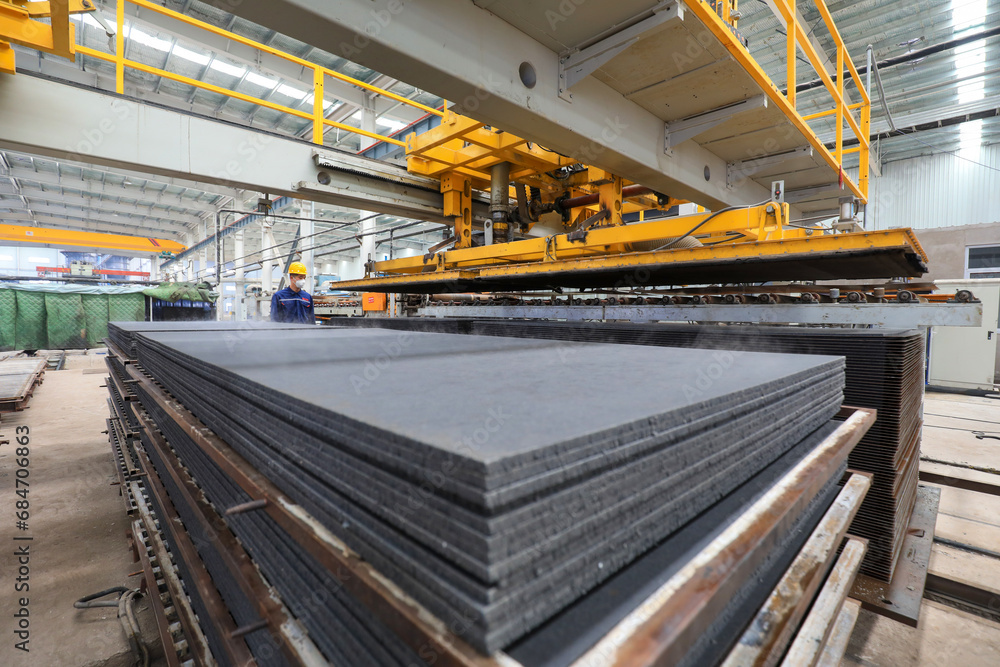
[0,246,61,275]
[861,142,1000,230]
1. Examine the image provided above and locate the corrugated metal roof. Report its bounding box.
[739,0,1000,166]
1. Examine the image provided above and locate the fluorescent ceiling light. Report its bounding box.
[28,256,51,263]
[210,60,246,77]
[0,254,13,261]
[173,45,210,66]
[246,72,278,89]
[276,84,307,100]
[122,24,171,52]
[959,118,982,159]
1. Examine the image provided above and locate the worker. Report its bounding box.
[270,261,315,324]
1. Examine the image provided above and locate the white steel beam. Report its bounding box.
[229,0,772,209]
[0,74,453,223]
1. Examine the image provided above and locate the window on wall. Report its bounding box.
[966,245,1000,279]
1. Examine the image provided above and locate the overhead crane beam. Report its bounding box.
[0,74,473,224]
[1,211,189,238]
[0,222,186,254]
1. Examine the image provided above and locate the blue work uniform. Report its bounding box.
[270,286,314,324]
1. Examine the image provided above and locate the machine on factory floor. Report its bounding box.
[330,105,921,294]
[319,0,926,298]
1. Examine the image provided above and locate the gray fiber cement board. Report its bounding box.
[142,378,839,653]
[136,357,839,592]
[134,327,844,485]
[136,349,842,585]
[131,327,845,652]
[137,339,842,514]
[139,339,842,512]
[505,420,843,667]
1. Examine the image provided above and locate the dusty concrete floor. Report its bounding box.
[844,390,1000,666]
[0,350,164,667]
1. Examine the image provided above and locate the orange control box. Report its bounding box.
[362,292,387,311]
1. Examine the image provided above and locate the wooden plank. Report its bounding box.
[936,484,1000,527]
[933,512,1000,555]
[929,543,1000,596]
[920,469,1000,497]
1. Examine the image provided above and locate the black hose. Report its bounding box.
[74,587,149,667]
[652,201,769,251]
[74,586,129,608]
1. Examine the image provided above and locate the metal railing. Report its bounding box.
[779,0,871,197]
[75,0,444,150]
[689,0,871,201]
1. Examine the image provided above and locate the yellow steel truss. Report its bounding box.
[0,0,92,74]
[686,0,871,201]
[406,110,687,248]
[72,0,443,150]
[369,204,801,276]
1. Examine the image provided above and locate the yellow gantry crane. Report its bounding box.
[0,223,186,254]
[330,110,926,294]
[0,0,105,74]
[327,0,926,294]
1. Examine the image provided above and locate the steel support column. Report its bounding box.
[300,202,316,295]
[234,230,246,322]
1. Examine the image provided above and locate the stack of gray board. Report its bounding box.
[126,324,844,654]
[107,321,314,359]
[135,378,847,667]
[330,317,921,583]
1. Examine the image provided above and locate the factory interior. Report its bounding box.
[2,1,1000,666]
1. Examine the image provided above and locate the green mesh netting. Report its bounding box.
[82,294,110,348]
[14,291,46,350]
[142,282,217,303]
[44,293,87,349]
[0,290,16,352]
[108,293,146,323]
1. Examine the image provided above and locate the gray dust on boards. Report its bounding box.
[110,323,845,655]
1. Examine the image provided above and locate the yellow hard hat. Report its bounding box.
[288,261,307,275]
